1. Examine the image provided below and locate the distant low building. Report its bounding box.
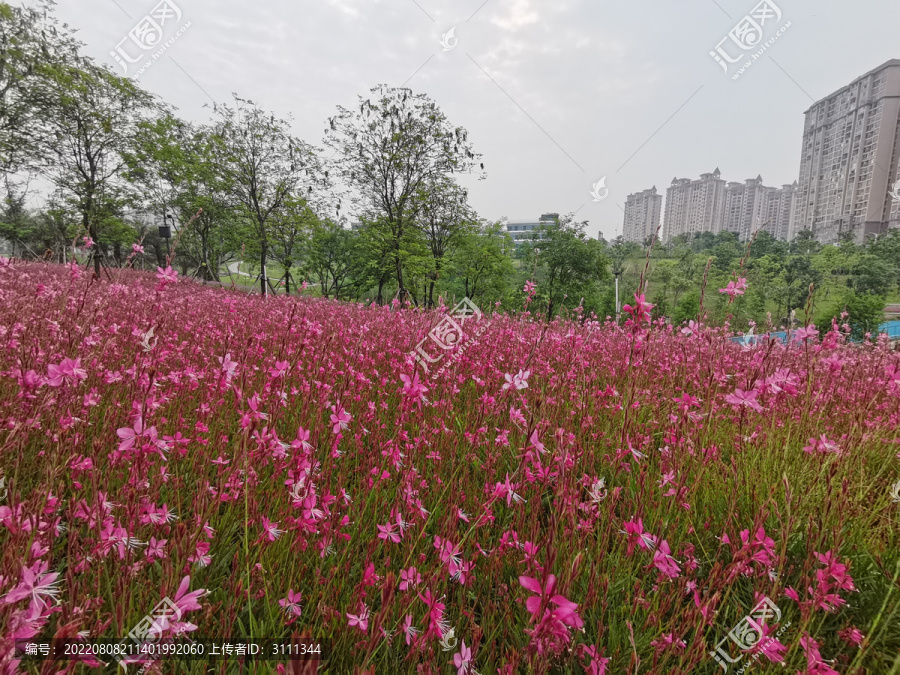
[505,213,558,245]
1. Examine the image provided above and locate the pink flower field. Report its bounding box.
[1,259,899,674]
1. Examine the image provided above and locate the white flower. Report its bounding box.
[890,480,900,503]
[588,478,607,504]
[139,326,157,352]
[502,369,530,391]
[439,625,458,651]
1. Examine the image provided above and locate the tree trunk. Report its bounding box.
[201,232,215,281]
[395,250,405,302]
[260,240,268,296]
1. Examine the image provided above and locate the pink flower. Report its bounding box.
[509,406,527,427]
[155,266,179,289]
[400,371,429,403]
[269,360,290,379]
[346,603,369,632]
[132,243,144,254]
[673,392,700,413]
[218,353,239,383]
[401,614,420,645]
[418,589,447,639]
[581,644,609,674]
[719,277,748,299]
[652,540,681,579]
[493,473,524,507]
[400,566,421,591]
[116,417,145,453]
[724,388,764,413]
[377,521,401,543]
[681,320,699,336]
[799,634,839,675]
[803,434,842,456]
[792,326,819,342]
[46,358,87,387]
[330,405,351,434]
[838,626,864,647]
[146,537,167,561]
[519,575,582,628]
[278,589,302,617]
[361,562,380,587]
[622,293,653,325]
[765,368,799,396]
[622,518,657,556]
[528,428,545,454]
[2,561,61,611]
[261,516,284,541]
[453,640,474,675]
[171,576,206,616]
[69,260,82,281]
[650,632,686,652]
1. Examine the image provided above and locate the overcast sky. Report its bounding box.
[46,0,900,240]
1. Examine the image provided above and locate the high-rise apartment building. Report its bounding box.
[663,169,727,242]
[622,186,663,243]
[763,182,797,241]
[789,59,900,244]
[723,176,768,241]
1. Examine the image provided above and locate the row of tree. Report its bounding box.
[619,228,900,338]
[0,2,492,303]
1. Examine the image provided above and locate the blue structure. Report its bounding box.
[730,320,900,345]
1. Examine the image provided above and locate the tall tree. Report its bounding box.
[415,178,475,307]
[269,194,319,293]
[210,95,324,295]
[126,115,240,281]
[348,218,395,303]
[526,216,610,319]
[449,220,513,302]
[304,220,357,300]
[40,62,157,276]
[0,1,84,176]
[323,84,484,302]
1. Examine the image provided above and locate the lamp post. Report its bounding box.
[158,212,175,261]
[614,271,621,322]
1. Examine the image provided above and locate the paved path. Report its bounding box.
[226,261,251,277]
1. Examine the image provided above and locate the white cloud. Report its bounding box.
[489,0,540,31]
